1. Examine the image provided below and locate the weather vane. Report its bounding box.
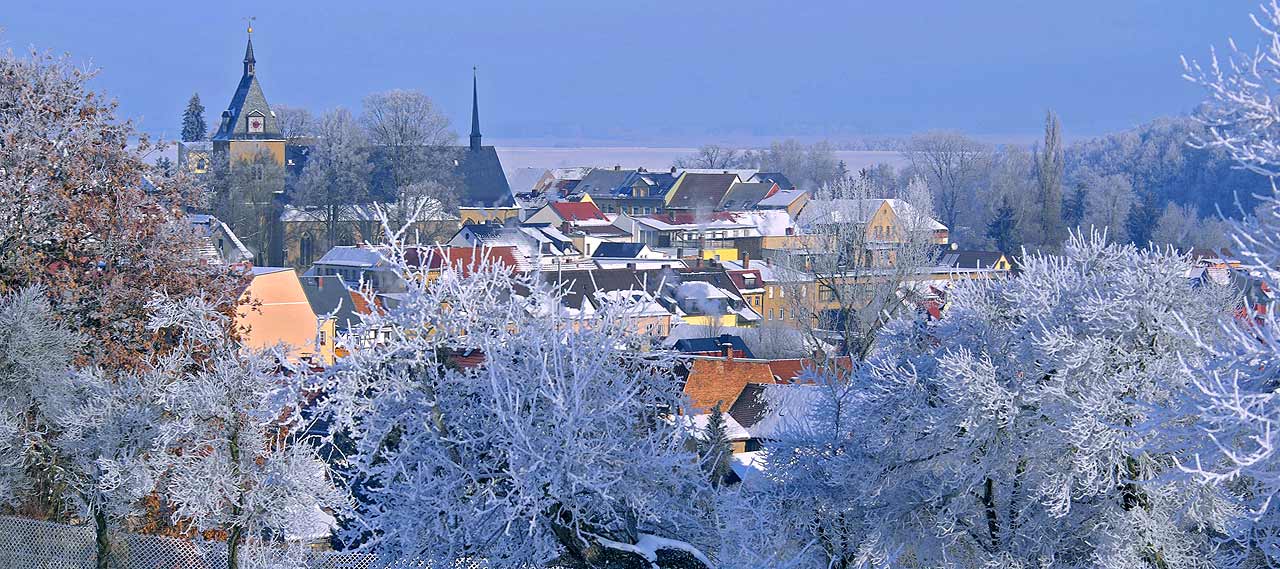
[245,16,256,35]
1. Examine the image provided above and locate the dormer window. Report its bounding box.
[247,110,265,134]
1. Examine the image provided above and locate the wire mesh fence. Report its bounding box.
[0,515,399,569]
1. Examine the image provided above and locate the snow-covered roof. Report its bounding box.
[754,188,807,209]
[280,198,455,223]
[741,384,822,439]
[313,246,387,269]
[676,281,732,301]
[719,259,812,283]
[729,451,768,486]
[797,198,946,232]
[685,412,751,441]
[594,258,687,271]
[506,167,548,194]
[595,289,673,318]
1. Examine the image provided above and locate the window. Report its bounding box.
[779,308,785,320]
[820,286,836,302]
[769,308,775,320]
[768,287,774,299]
[299,234,314,267]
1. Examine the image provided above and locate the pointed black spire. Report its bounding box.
[243,24,256,76]
[470,66,482,152]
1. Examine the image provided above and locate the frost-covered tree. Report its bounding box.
[0,49,226,369]
[1081,172,1135,243]
[0,287,172,569]
[296,108,371,248]
[182,93,207,142]
[0,287,83,517]
[784,175,940,361]
[673,144,746,169]
[905,131,991,236]
[1179,2,1280,563]
[1034,110,1067,249]
[317,218,718,568]
[147,294,345,569]
[208,148,286,265]
[273,105,314,140]
[762,234,1240,568]
[362,89,459,201]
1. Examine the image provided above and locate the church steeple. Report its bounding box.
[243,24,256,76]
[470,66,482,151]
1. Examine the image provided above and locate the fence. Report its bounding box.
[0,515,397,569]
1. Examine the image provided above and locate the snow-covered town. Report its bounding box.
[7,2,1280,568]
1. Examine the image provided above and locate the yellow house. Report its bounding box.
[237,267,335,365]
[459,206,522,226]
[863,199,949,246]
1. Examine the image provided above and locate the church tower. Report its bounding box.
[212,24,285,168]
[470,66,482,152]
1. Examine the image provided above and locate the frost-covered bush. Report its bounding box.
[1181,2,1280,564]
[147,294,345,569]
[316,229,719,568]
[760,234,1240,568]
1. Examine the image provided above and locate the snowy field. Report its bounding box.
[495,147,909,175]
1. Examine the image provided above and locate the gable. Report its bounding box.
[215,74,281,140]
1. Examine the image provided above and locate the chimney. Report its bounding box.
[670,166,677,174]
[741,251,750,268]
[614,164,621,171]
[722,342,734,362]
[626,262,637,271]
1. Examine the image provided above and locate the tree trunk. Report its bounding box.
[227,522,244,569]
[982,476,1000,549]
[227,419,245,569]
[94,507,110,569]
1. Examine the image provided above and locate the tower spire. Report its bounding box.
[470,66,482,151]
[243,18,256,76]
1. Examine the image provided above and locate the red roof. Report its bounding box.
[726,269,764,292]
[683,359,776,413]
[411,246,525,276]
[349,290,374,315]
[767,357,853,384]
[550,201,607,222]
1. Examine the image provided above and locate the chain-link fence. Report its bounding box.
[0,515,393,569]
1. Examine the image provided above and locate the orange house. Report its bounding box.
[237,267,335,365]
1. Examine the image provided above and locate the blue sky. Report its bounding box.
[0,1,1261,145]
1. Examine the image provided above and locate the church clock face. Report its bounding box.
[247,112,265,133]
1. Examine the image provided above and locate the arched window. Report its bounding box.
[299,233,314,267]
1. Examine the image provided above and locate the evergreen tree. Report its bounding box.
[155,156,173,178]
[1033,110,1065,248]
[698,404,734,487]
[1126,188,1162,246]
[181,93,207,142]
[1063,180,1088,228]
[986,196,1019,254]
